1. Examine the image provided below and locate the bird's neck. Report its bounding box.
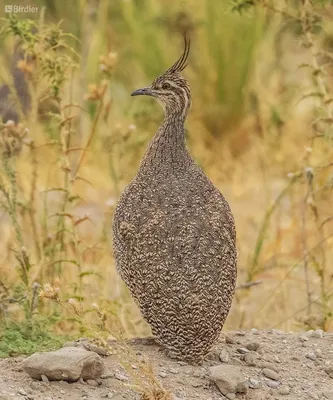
[138,115,191,176]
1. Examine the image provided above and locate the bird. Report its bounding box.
[112,35,237,363]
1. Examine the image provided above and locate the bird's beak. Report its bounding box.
[131,87,152,97]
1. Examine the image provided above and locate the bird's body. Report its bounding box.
[112,37,237,363]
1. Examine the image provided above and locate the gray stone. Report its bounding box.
[244,353,256,366]
[311,329,324,338]
[210,365,248,396]
[325,367,333,379]
[265,378,280,388]
[278,385,291,395]
[248,378,261,389]
[219,349,229,363]
[237,347,250,354]
[87,379,98,386]
[114,372,128,381]
[246,342,260,351]
[262,368,279,381]
[22,347,104,382]
[225,335,235,344]
[261,362,279,372]
[306,352,316,361]
[41,374,49,383]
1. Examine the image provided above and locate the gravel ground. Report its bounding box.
[0,329,332,400]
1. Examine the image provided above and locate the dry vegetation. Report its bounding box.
[0,0,332,366]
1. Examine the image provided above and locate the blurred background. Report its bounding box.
[0,0,332,354]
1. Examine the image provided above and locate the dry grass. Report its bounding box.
[0,0,332,356]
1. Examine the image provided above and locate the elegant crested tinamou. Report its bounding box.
[112,36,237,363]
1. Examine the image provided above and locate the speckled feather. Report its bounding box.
[112,37,237,363]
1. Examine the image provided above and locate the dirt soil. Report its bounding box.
[0,329,332,400]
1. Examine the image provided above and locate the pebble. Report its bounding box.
[107,394,124,400]
[315,348,322,358]
[237,348,250,354]
[278,385,291,395]
[192,369,205,378]
[235,331,246,336]
[299,335,309,342]
[114,372,128,381]
[312,329,324,338]
[169,368,178,374]
[306,351,317,361]
[248,378,261,389]
[325,367,333,379]
[262,368,279,381]
[251,328,259,335]
[87,379,98,386]
[219,349,229,363]
[226,393,236,400]
[244,353,256,366]
[265,378,280,388]
[41,375,49,383]
[261,362,279,372]
[29,382,39,390]
[246,342,260,351]
[159,372,167,378]
[18,389,27,396]
[225,335,235,344]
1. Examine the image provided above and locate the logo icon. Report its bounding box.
[5,5,13,12]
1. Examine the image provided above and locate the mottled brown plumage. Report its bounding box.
[112,37,237,363]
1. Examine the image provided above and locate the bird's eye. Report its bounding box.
[162,83,171,90]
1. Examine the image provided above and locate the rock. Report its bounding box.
[159,372,167,378]
[22,347,104,382]
[225,335,235,344]
[210,365,248,396]
[226,394,236,400]
[325,367,333,379]
[114,372,128,381]
[248,378,261,389]
[278,385,291,395]
[235,331,246,336]
[169,368,178,374]
[219,349,229,363]
[87,379,98,386]
[315,348,323,358]
[244,353,256,366]
[41,374,49,383]
[311,329,324,338]
[305,351,316,361]
[261,362,279,372]
[246,342,260,351]
[265,379,280,389]
[262,368,279,381]
[237,347,250,354]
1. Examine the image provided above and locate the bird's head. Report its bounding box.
[131,36,191,121]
